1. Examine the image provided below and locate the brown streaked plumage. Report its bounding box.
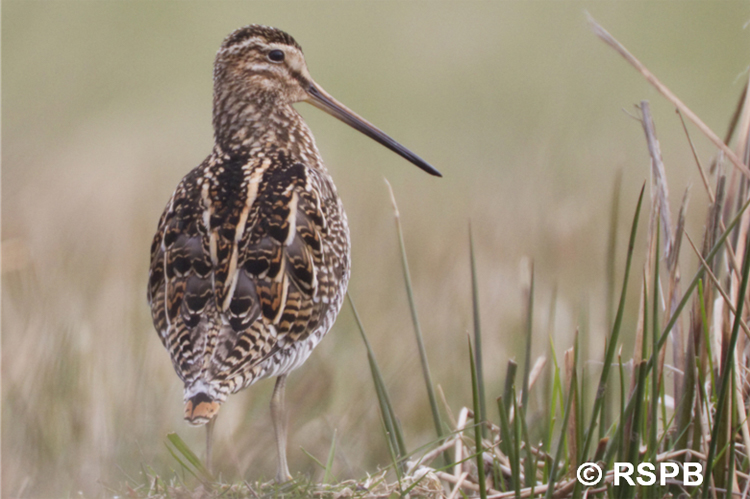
[148,24,439,481]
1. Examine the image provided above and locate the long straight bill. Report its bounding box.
[306,84,442,177]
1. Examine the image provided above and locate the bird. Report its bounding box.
[147,24,440,482]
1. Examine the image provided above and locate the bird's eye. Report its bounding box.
[268,50,285,63]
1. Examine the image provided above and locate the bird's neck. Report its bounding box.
[212,91,321,167]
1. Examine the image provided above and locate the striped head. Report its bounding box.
[214,25,312,108]
[212,24,441,177]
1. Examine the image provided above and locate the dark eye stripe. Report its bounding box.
[268,50,285,62]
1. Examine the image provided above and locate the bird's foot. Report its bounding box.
[275,469,292,484]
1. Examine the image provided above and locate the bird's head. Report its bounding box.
[214,25,312,106]
[213,24,441,177]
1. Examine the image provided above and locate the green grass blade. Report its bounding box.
[379,413,403,485]
[517,400,536,490]
[165,443,199,481]
[675,308,696,454]
[570,339,583,499]
[386,180,444,446]
[469,223,487,439]
[166,432,214,484]
[581,184,645,461]
[545,287,560,446]
[547,335,563,436]
[512,394,524,493]
[348,293,407,460]
[606,170,623,330]
[544,357,563,481]
[617,356,626,464]
[544,353,577,499]
[521,262,534,411]
[323,428,337,484]
[377,381,405,461]
[300,446,327,470]
[621,285,648,499]
[468,336,487,499]
[598,338,610,442]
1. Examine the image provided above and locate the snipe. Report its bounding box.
[148,24,440,482]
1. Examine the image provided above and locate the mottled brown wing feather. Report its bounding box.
[227,162,329,382]
[148,154,330,387]
[148,168,216,380]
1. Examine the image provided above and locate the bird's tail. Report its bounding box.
[184,392,220,426]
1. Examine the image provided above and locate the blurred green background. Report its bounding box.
[3,1,749,496]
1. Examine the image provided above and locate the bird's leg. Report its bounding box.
[206,416,216,473]
[271,374,291,483]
